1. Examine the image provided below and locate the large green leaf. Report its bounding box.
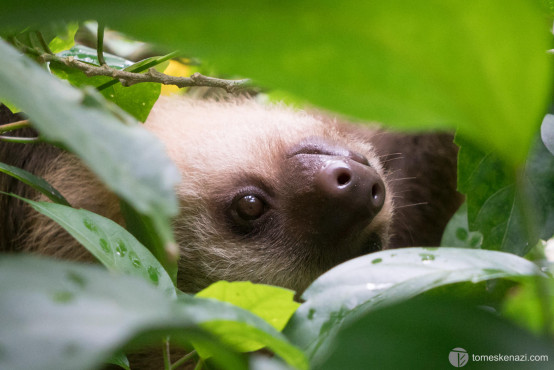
[284,248,543,362]
[1,0,550,165]
[318,295,554,369]
[195,281,300,354]
[0,255,246,370]
[0,39,179,274]
[0,39,178,220]
[15,196,176,297]
[178,295,308,370]
[0,255,307,370]
[457,135,554,255]
[197,281,300,332]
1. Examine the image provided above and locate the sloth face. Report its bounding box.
[145,98,393,293]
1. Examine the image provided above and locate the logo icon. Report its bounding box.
[449,347,468,367]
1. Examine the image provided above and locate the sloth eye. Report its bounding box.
[235,194,265,220]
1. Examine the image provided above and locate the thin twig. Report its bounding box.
[97,23,107,66]
[45,54,250,93]
[18,41,252,94]
[0,136,40,143]
[96,50,181,91]
[162,338,171,370]
[0,120,31,134]
[170,350,197,370]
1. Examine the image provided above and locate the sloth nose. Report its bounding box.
[316,159,386,214]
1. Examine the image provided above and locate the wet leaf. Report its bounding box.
[284,248,543,362]
[14,196,176,297]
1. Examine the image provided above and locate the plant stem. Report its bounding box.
[35,31,53,54]
[163,338,171,370]
[193,358,204,370]
[0,120,30,134]
[97,22,107,66]
[170,350,197,370]
[0,136,40,143]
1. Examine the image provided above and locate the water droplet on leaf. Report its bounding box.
[83,218,98,233]
[469,235,482,247]
[99,238,110,253]
[148,266,159,285]
[66,271,87,288]
[115,240,127,257]
[129,252,142,268]
[419,253,435,263]
[456,228,468,241]
[53,291,75,303]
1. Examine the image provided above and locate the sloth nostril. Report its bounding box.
[372,183,381,200]
[337,171,351,186]
[370,180,385,210]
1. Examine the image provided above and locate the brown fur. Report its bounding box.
[0,98,461,294]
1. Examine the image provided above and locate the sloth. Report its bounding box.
[0,97,461,294]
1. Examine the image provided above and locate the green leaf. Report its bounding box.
[14,196,176,298]
[318,295,554,370]
[457,135,554,255]
[0,255,247,370]
[197,281,300,331]
[0,39,179,274]
[100,81,160,122]
[440,202,483,248]
[1,1,550,164]
[57,45,133,69]
[195,281,300,353]
[119,200,177,282]
[0,162,70,206]
[177,295,308,370]
[107,352,130,370]
[502,277,554,336]
[48,22,78,54]
[284,248,543,362]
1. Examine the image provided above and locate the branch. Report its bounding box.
[0,120,31,134]
[0,119,39,143]
[34,51,252,94]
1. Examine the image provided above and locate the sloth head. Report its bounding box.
[145,98,393,293]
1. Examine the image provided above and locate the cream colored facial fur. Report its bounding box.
[144,98,393,293]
